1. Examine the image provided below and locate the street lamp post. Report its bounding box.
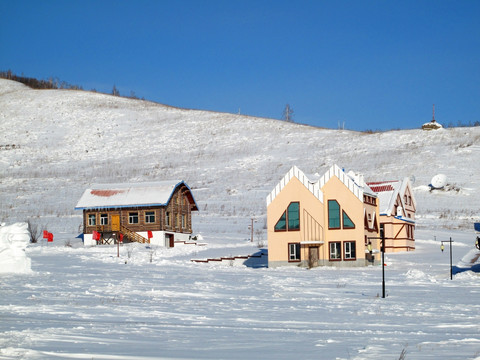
[368,228,386,298]
[441,237,454,280]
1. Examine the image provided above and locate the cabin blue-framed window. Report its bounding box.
[274,202,300,232]
[100,213,108,225]
[129,212,139,224]
[328,200,341,229]
[88,214,96,226]
[145,211,155,223]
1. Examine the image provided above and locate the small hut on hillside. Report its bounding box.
[422,104,443,130]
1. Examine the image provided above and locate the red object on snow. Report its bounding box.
[43,230,49,239]
[92,231,100,241]
[147,230,153,239]
[119,233,124,242]
[47,232,53,242]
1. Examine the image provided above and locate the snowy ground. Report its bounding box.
[1,79,480,359]
[1,229,479,359]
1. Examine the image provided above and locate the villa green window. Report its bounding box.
[342,211,355,229]
[274,202,300,232]
[328,200,341,229]
[274,211,287,231]
[287,202,300,230]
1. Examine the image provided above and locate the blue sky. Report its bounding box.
[1,0,479,131]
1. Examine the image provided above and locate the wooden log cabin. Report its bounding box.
[75,181,198,247]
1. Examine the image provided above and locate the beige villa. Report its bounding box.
[266,165,381,268]
[367,178,416,252]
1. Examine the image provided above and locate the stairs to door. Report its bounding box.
[120,225,150,244]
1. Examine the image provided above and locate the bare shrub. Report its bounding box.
[27,219,41,243]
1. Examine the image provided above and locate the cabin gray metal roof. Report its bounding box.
[75,180,198,210]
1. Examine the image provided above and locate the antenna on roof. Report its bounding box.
[432,104,436,123]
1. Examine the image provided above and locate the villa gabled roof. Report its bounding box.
[266,166,323,206]
[75,180,198,210]
[266,164,375,206]
[318,164,376,200]
[367,178,415,216]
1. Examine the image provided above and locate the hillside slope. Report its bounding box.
[1,79,479,238]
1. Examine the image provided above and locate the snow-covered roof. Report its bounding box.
[266,164,375,206]
[75,180,198,210]
[321,165,377,198]
[422,120,443,130]
[367,178,415,216]
[266,166,323,206]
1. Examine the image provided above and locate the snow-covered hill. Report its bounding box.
[1,78,479,236]
[1,79,480,359]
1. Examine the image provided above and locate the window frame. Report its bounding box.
[287,202,300,231]
[342,210,355,229]
[145,211,155,224]
[288,243,301,262]
[165,211,171,226]
[88,213,96,226]
[129,212,139,224]
[328,200,341,229]
[274,211,287,232]
[100,213,108,226]
[344,241,357,260]
[329,241,342,261]
[274,202,300,232]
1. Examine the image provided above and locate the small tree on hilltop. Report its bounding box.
[112,85,120,96]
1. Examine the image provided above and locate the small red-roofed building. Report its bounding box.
[367,178,416,252]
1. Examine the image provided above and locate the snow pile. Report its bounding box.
[0,223,31,273]
[405,268,437,282]
[453,247,480,274]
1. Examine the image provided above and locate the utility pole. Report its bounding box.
[249,218,257,242]
[282,104,294,122]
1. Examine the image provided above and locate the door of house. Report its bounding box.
[165,233,174,248]
[308,246,319,268]
[111,215,120,231]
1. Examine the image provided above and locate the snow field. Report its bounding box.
[0,230,479,359]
